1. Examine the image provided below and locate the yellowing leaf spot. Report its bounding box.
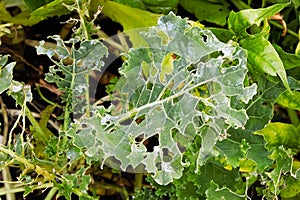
[160,52,175,84]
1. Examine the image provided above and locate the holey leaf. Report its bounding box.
[36,36,108,114]
[70,13,257,185]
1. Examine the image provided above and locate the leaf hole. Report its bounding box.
[147,82,153,90]
[200,51,223,62]
[162,148,174,162]
[221,58,239,69]
[135,115,145,124]
[201,34,208,42]
[144,134,159,152]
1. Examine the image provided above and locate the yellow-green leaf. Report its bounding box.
[277,90,300,111]
[255,122,300,149]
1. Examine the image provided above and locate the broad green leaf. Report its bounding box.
[277,90,300,111]
[206,181,245,200]
[142,0,178,14]
[112,0,145,9]
[0,55,15,94]
[29,0,73,23]
[216,138,250,168]
[101,0,161,30]
[208,28,236,43]
[274,44,300,70]
[196,162,241,194]
[255,122,300,149]
[228,3,289,36]
[101,0,162,47]
[70,13,257,185]
[111,0,178,14]
[240,35,290,91]
[179,0,230,26]
[24,0,54,10]
[0,2,36,26]
[0,0,72,26]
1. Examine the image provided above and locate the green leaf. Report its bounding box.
[111,0,179,14]
[221,76,287,172]
[23,0,54,10]
[29,0,73,24]
[280,176,300,199]
[38,105,56,137]
[216,138,250,168]
[274,44,300,70]
[142,0,178,14]
[0,0,73,26]
[240,35,290,91]
[265,147,293,197]
[7,81,32,105]
[255,122,300,149]
[0,55,15,94]
[112,0,145,9]
[71,13,257,185]
[179,0,230,26]
[206,181,245,200]
[196,162,241,194]
[277,90,300,111]
[208,28,236,43]
[102,0,161,30]
[228,3,289,36]
[36,36,108,114]
[54,168,92,200]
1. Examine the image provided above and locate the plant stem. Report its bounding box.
[45,187,58,200]
[36,85,62,108]
[0,97,15,200]
[77,0,92,118]
[134,173,143,190]
[0,183,53,195]
[25,106,49,145]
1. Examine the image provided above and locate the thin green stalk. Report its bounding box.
[45,187,58,200]
[25,106,49,145]
[63,45,77,131]
[36,85,62,108]
[269,20,299,38]
[134,173,143,190]
[0,98,15,200]
[287,108,300,127]
[0,183,53,196]
[77,0,92,118]
[262,0,266,8]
